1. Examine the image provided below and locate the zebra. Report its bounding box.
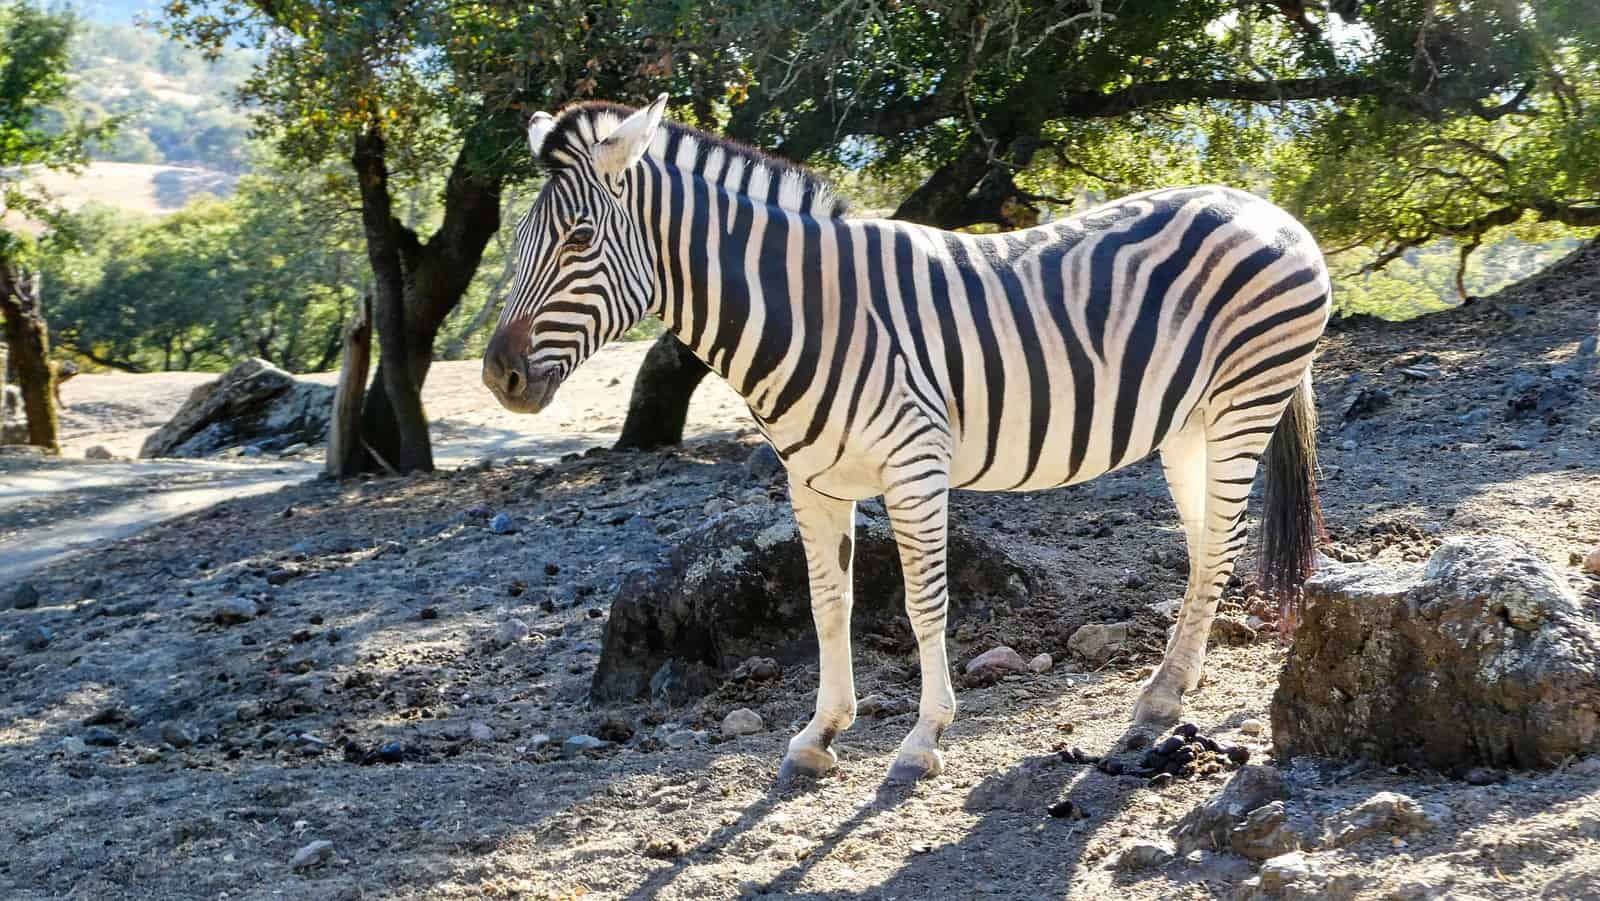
[483,95,1329,784]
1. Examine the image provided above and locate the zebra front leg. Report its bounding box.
[778,484,858,783]
[883,477,955,784]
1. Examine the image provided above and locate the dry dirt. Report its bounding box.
[1,257,1598,900]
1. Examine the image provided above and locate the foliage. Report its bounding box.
[44,168,363,371]
[66,20,254,171]
[1,1,110,250]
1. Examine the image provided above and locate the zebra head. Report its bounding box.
[483,95,668,414]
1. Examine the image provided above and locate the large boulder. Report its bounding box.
[139,358,333,458]
[592,500,1038,704]
[1272,536,1600,769]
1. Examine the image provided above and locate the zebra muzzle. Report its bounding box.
[483,348,562,415]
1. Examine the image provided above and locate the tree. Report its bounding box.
[0,1,105,453]
[165,1,666,473]
[614,0,1600,448]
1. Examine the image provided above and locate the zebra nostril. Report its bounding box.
[505,369,521,395]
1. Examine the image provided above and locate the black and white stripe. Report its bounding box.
[485,97,1331,782]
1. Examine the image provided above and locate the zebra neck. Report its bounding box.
[640,164,848,419]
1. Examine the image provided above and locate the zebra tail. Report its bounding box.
[1259,369,1323,639]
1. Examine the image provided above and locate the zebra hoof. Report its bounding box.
[885,747,943,784]
[776,746,837,786]
[1131,683,1183,726]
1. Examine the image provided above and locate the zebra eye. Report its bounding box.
[565,225,594,251]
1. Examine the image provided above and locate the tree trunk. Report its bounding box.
[327,293,373,478]
[614,332,713,450]
[350,125,505,474]
[0,257,60,453]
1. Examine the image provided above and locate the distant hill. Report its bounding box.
[68,20,255,174]
[2,162,236,233]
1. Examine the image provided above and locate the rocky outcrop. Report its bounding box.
[139,358,333,458]
[592,500,1038,704]
[1272,536,1600,769]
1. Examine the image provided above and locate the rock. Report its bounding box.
[489,512,519,535]
[730,656,781,682]
[721,708,764,737]
[211,597,259,625]
[1113,840,1175,871]
[85,445,114,460]
[135,747,161,764]
[9,581,40,610]
[1028,653,1053,674]
[1256,851,1313,895]
[1173,766,1288,855]
[744,443,784,481]
[160,722,196,749]
[1210,615,1258,645]
[965,646,1029,680]
[664,729,708,749]
[290,839,335,870]
[83,726,119,747]
[1240,718,1265,736]
[1583,544,1600,576]
[1504,368,1577,421]
[856,693,912,718]
[1229,801,1302,860]
[468,721,495,742]
[278,442,308,457]
[60,737,90,757]
[140,358,334,458]
[1342,386,1391,423]
[1321,792,1444,848]
[561,734,610,757]
[490,618,530,650]
[1272,536,1600,768]
[1067,622,1131,664]
[593,501,1037,702]
[15,625,51,651]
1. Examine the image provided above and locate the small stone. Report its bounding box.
[489,512,519,535]
[1028,653,1052,674]
[15,625,51,651]
[561,734,610,757]
[1258,851,1313,894]
[1463,766,1501,786]
[211,597,259,625]
[83,726,119,747]
[160,722,196,749]
[730,656,781,682]
[290,839,335,870]
[1229,800,1302,860]
[10,581,40,610]
[702,497,734,516]
[240,445,263,458]
[468,721,495,742]
[1226,746,1251,765]
[644,837,687,860]
[1113,840,1174,871]
[1583,544,1600,576]
[494,618,530,649]
[278,442,308,457]
[1046,799,1077,818]
[85,445,114,460]
[1067,622,1131,664]
[1123,571,1146,589]
[964,646,1030,679]
[664,729,707,749]
[135,747,161,764]
[1322,791,1444,848]
[721,708,764,737]
[1240,718,1265,736]
[60,737,90,757]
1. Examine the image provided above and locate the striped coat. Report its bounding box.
[485,96,1328,783]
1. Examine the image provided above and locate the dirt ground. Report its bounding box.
[1,251,1598,900]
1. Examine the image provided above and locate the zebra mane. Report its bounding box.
[537,101,849,219]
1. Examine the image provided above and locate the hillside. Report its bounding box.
[2,161,236,233]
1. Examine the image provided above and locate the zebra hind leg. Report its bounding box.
[883,479,955,784]
[778,484,858,783]
[1134,412,1267,724]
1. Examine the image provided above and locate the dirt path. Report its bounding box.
[0,265,1597,900]
[4,341,748,577]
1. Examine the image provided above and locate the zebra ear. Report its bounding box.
[591,93,667,179]
[527,111,557,158]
